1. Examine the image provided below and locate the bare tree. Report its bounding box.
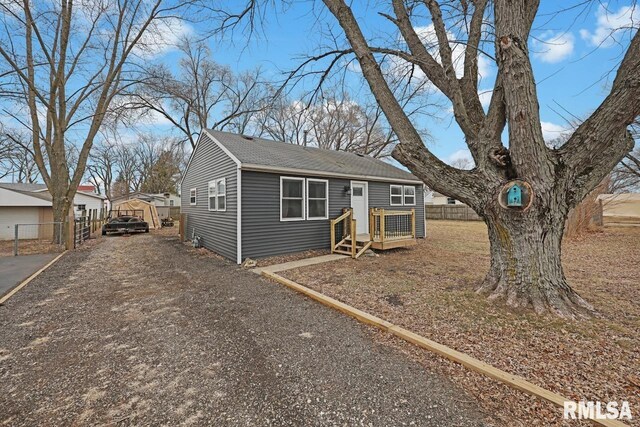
[86,140,118,199]
[0,0,210,230]
[254,88,312,145]
[0,126,39,182]
[140,149,181,193]
[612,146,640,192]
[106,142,141,199]
[124,38,269,148]
[224,0,640,317]
[256,84,433,158]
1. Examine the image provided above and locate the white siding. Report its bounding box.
[73,193,104,216]
[0,207,41,240]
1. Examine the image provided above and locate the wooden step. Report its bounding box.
[338,243,365,251]
[333,249,354,256]
[344,238,372,245]
[354,241,373,259]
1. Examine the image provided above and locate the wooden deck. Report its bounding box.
[370,237,417,250]
[330,208,417,258]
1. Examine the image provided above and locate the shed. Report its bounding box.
[181,130,425,264]
[112,198,161,229]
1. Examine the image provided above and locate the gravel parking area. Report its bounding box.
[0,232,487,426]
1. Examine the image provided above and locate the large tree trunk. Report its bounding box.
[51,187,71,246]
[318,0,640,318]
[476,202,594,318]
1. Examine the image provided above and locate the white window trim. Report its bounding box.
[403,185,416,206]
[216,178,227,212]
[190,188,197,206]
[208,180,217,211]
[306,178,329,220]
[390,184,403,206]
[280,176,305,221]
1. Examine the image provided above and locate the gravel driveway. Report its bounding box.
[0,233,486,426]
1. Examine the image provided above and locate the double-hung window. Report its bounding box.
[190,188,197,205]
[208,181,217,211]
[307,179,328,220]
[391,184,417,206]
[280,177,305,221]
[216,178,226,211]
[208,178,227,211]
[403,186,416,206]
[390,185,403,206]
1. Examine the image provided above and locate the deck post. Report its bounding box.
[351,219,357,258]
[330,218,336,253]
[379,209,385,243]
[369,208,374,241]
[411,208,416,238]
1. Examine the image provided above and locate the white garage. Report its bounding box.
[0,207,43,240]
[0,186,52,241]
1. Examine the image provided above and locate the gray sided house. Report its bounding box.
[181,130,425,264]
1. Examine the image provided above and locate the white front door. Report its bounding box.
[350,181,368,234]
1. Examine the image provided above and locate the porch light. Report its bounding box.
[344,185,351,195]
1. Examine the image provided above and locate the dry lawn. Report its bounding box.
[0,239,64,257]
[283,221,640,426]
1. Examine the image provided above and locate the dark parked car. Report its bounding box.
[102,215,149,235]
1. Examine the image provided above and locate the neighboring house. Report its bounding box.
[425,190,465,206]
[112,192,180,207]
[158,192,181,207]
[181,130,426,264]
[0,184,106,240]
[70,190,107,216]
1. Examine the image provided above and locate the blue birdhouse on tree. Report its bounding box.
[507,184,523,207]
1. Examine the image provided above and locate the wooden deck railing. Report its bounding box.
[330,208,356,256]
[369,208,416,243]
[331,207,416,256]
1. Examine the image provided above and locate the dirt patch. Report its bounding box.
[152,223,180,237]
[254,248,331,267]
[283,220,640,427]
[0,239,64,257]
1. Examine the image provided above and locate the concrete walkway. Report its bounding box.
[0,234,486,426]
[0,254,58,297]
[252,253,348,274]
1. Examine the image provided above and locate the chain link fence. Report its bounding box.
[1,222,66,256]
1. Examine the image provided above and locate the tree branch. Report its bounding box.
[559,29,640,206]
[322,0,484,207]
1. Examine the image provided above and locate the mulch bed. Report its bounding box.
[283,221,640,426]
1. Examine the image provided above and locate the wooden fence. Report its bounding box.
[425,205,482,221]
[169,206,181,218]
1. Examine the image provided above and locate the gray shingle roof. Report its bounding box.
[0,182,105,200]
[0,184,52,202]
[0,182,47,192]
[206,130,422,183]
